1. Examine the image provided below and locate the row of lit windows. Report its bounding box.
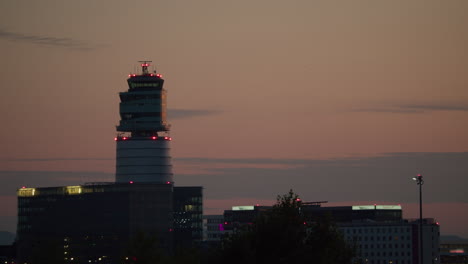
[129,82,160,88]
[184,205,203,212]
[120,93,162,100]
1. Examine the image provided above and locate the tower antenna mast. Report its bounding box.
[138,60,153,75]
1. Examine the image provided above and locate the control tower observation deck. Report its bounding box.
[115,62,173,184]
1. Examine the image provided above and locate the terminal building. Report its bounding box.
[16,62,203,263]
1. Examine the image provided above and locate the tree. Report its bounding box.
[212,190,355,264]
[30,237,65,264]
[124,232,163,264]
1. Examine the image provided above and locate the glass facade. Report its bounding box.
[173,187,203,249]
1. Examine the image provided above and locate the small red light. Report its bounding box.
[156,74,162,78]
[436,222,440,225]
[164,136,168,140]
[303,221,307,225]
[21,186,26,189]
[152,136,157,140]
[166,181,171,184]
[123,137,127,140]
[169,137,172,141]
[128,74,131,77]
[169,228,173,232]
[129,181,133,184]
[150,74,153,76]
[224,222,228,225]
[114,137,118,141]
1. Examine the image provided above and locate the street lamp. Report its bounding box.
[413,174,424,264]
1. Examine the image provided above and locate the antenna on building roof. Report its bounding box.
[138,60,152,75]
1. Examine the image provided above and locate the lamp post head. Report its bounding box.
[413,174,424,185]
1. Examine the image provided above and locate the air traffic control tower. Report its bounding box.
[115,61,173,184]
[16,62,202,263]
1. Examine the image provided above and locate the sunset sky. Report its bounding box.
[1,0,467,237]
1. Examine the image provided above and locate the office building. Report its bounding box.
[203,215,226,243]
[440,238,468,264]
[173,187,203,250]
[17,183,173,263]
[340,218,440,264]
[216,203,440,264]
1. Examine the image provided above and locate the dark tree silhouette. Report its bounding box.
[124,232,163,264]
[30,237,64,264]
[212,190,355,264]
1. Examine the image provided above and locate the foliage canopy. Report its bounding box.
[211,190,355,264]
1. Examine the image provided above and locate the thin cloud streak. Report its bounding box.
[353,102,468,113]
[168,109,222,119]
[0,29,105,50]
[175,152,468,203]
[1,158,113,162]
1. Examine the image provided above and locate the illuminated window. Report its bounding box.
[66,186,82,195]
[18,188,36,197]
